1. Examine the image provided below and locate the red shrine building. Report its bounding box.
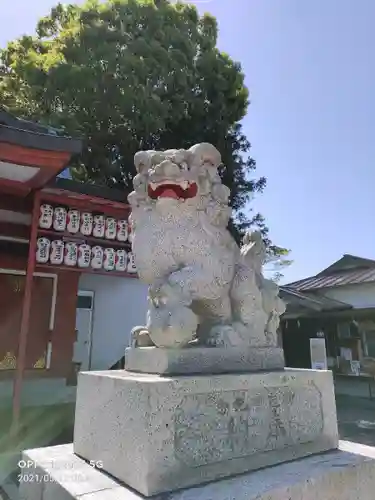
[0,110,147,423]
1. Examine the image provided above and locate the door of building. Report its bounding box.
[73,291,94,371]
[0,273,53,370]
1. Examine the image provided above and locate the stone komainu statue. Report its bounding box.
[127,143,285,348]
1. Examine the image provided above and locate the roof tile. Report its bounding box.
[288,268,375,291]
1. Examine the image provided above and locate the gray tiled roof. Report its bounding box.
[280,286,351,311]
[286,268,375,292]
[286,254,375,292]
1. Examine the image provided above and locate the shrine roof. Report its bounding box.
[0,109,82,196]
[0,109,81,154]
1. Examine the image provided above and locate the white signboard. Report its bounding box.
[350,360,361,376]
[310,338,328,370]
[340,347,352,361]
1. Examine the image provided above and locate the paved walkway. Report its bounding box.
[336,394,375,447]
[1,394,375,500]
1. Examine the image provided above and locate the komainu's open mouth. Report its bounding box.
[148,181,198,200]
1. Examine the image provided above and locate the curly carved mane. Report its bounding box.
[128,144,233,234]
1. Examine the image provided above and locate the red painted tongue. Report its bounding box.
[159,188,179,199]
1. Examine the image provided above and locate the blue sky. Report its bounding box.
[2,0,374,284]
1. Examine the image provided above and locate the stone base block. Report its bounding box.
[20,441,375,500]
[125,345,285,374]
[73,369,338,496]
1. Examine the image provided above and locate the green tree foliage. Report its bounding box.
[0,0,291,265]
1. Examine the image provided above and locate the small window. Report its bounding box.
[77,294,93,310]
[337,323,351,339]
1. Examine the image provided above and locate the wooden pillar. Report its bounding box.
[12,191,40,430]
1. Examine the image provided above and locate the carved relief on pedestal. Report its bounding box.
[174,383,323,466]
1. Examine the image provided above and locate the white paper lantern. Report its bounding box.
[53,207,67,232]
[78,244,91,268]
[105,217,117,240]
[36,238,51,264]
[103,247,116,271]
[91,246,104,269]
[64,242,78,267]
[116,220,128,242]
[127,252,137,274]
[67,209,80,234]
[115,249,127,271]
[80,212,93,236]
[39,204,53,229]
[50,240,64,265]
[93,214,105,238]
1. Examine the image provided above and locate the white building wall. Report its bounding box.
[78,274,148,370]
[322,283,375,309]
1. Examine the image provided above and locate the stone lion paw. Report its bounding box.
[147,303,198,348]
[131,326,155,347]
[205,325,242,348]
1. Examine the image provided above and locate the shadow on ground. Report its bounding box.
[0,403,75,499]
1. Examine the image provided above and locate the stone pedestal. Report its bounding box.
[73,368,338,496]
[125,345,285,374]
[19,441,375,500]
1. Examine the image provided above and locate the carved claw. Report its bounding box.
[205,336,219,347]
[131,326,155,347]
[205,325,242,348]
